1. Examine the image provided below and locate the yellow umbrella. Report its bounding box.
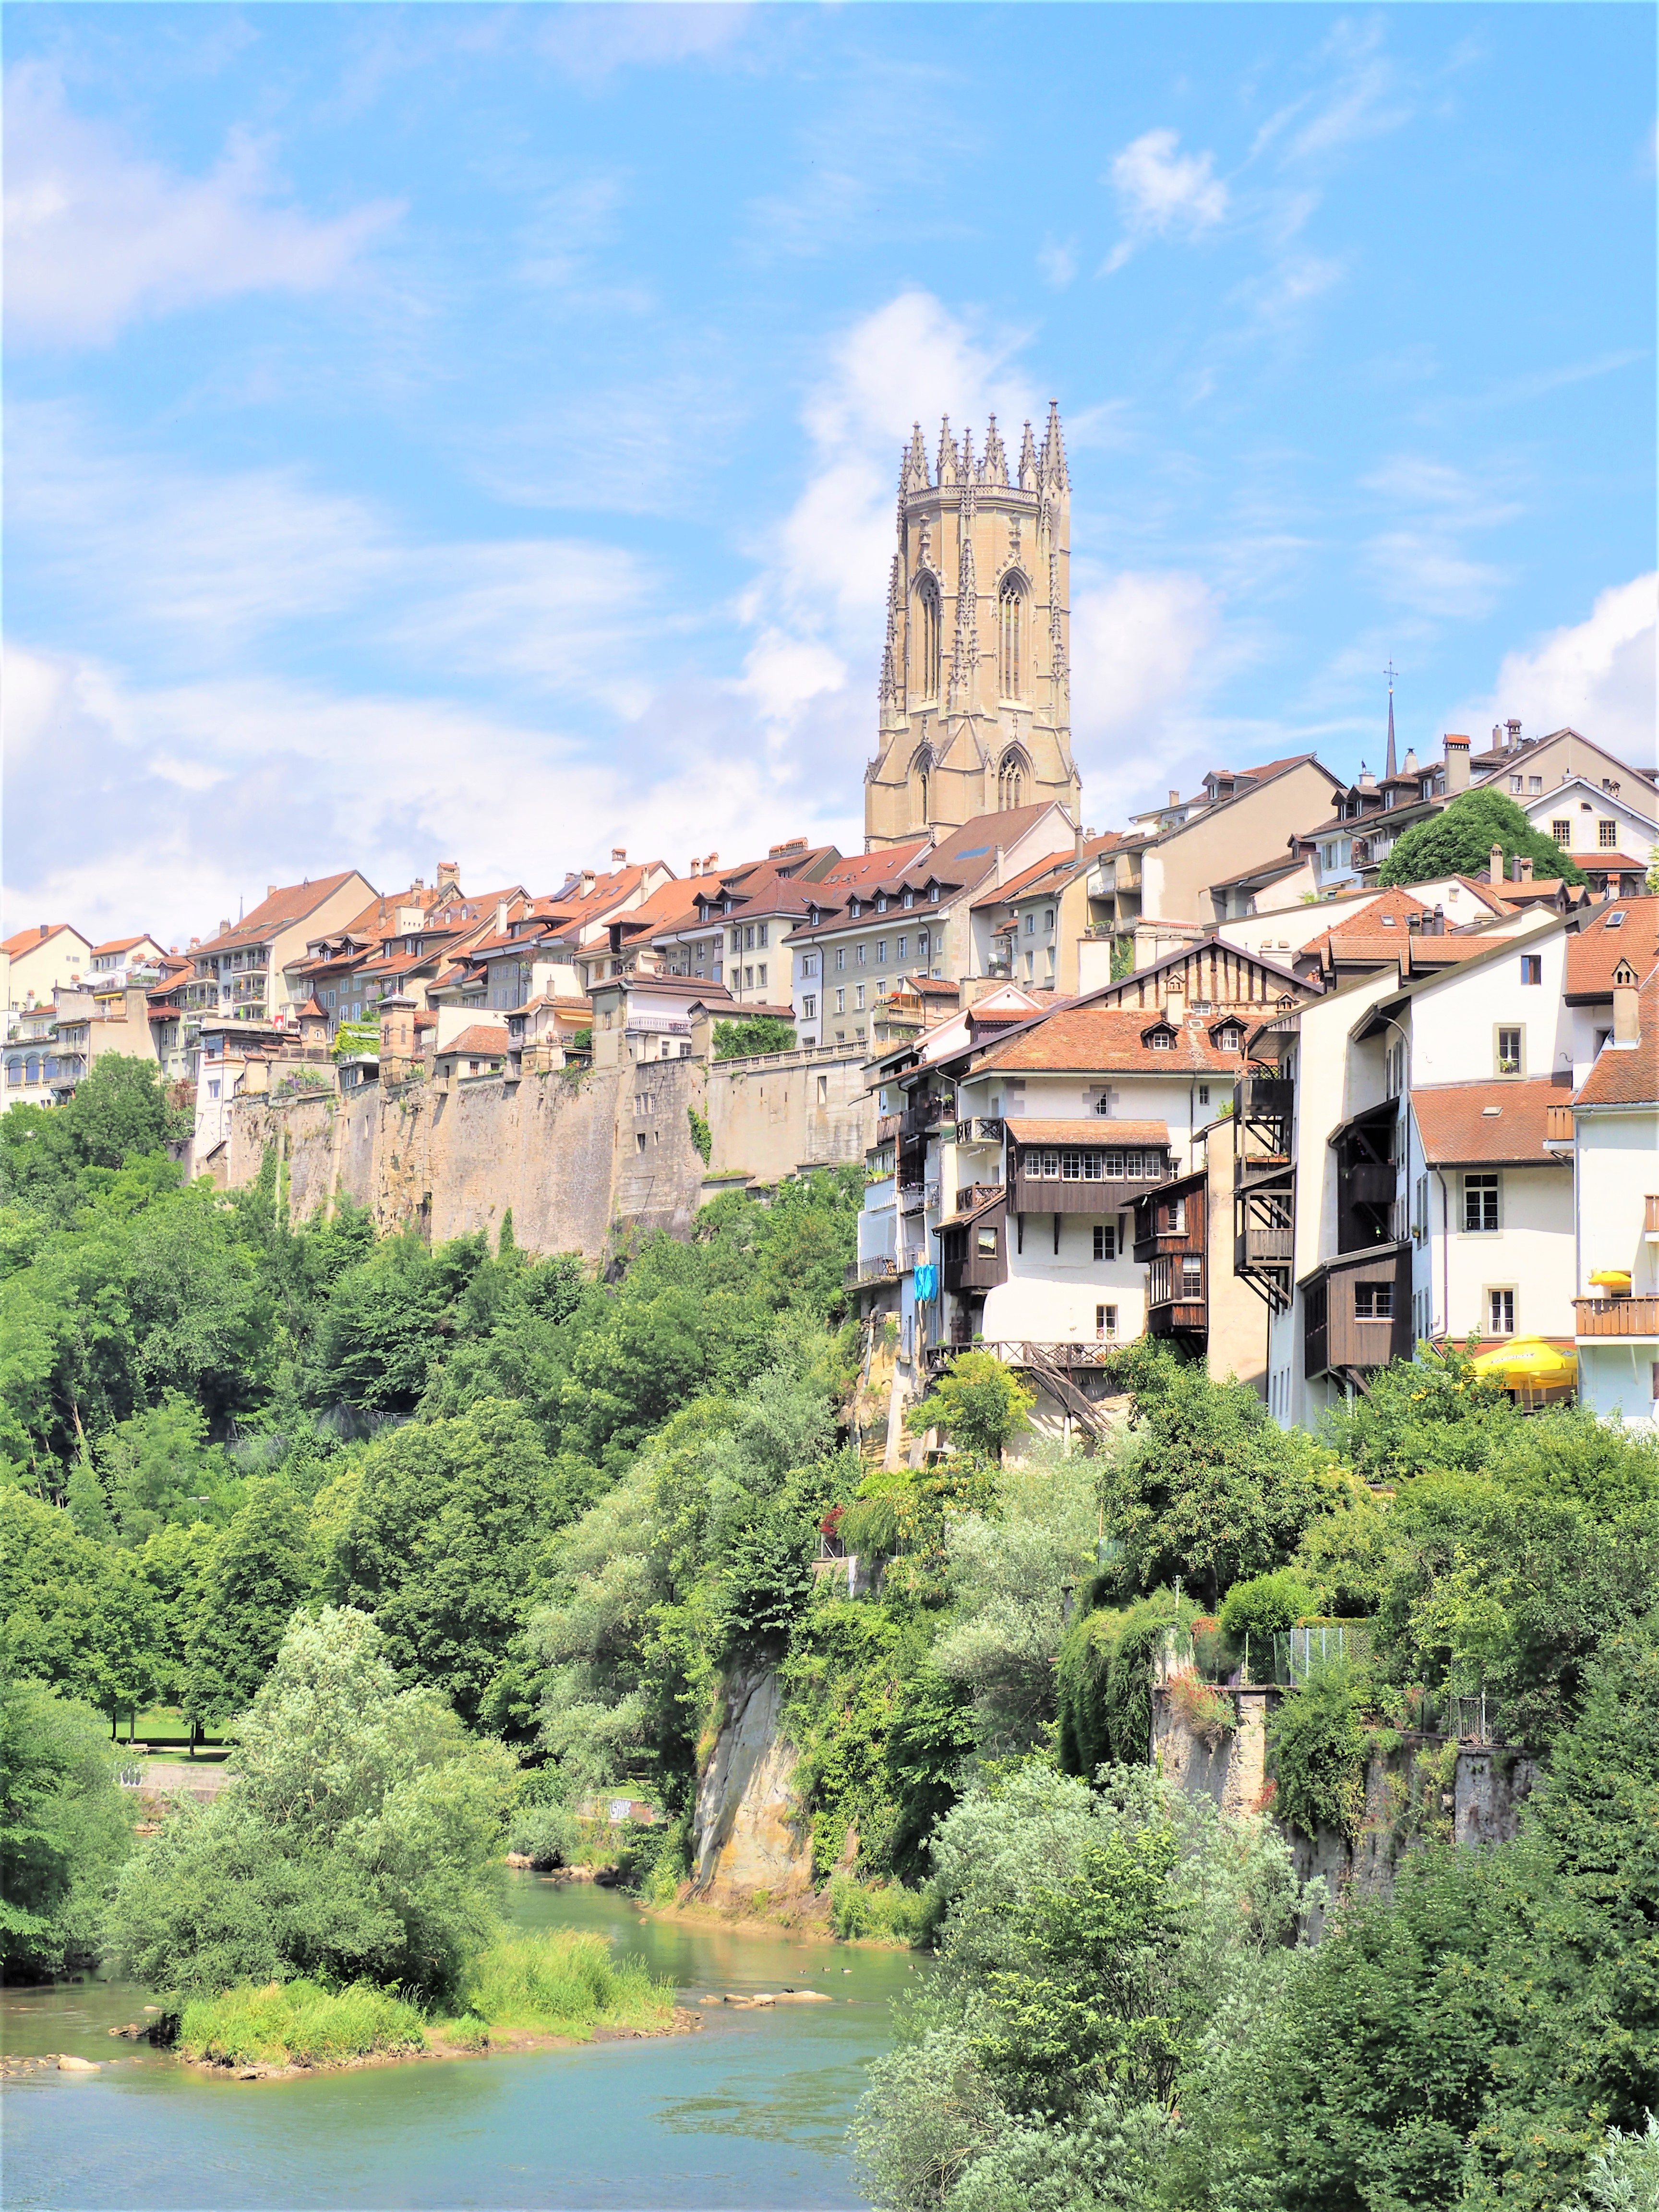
[1470,1336,1576,1386]
[1589,1269,1632,1292]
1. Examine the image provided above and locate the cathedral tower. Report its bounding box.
[864,401,1080,848]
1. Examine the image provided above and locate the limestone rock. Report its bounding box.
[688,1669,814,1908]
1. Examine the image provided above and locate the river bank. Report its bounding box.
[4,1877,915,2209]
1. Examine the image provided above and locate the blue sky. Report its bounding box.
[5,2,1655,943]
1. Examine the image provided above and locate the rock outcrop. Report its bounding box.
[688,1670,814,1907]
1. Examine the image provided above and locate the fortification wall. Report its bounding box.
[704,1045,874,1185]
[224,1059,710,1260]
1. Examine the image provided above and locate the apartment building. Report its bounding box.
[1250,900,1659,1428]
[1520,776,1655,899]
[1569,965,1658,1429]
[2,924,94,1020]
[785,805,1072,1052]
[189,872,376,1031]
[87,935,167,989]
[968,830,1123,996]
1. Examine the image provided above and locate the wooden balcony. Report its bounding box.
[954,1183,1003,1216]
[1545,1104,1574,1143]
[1575,1296,1659,1339]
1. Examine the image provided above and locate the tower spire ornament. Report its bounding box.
[1383,659,1398,782]
[863,404,1079,847]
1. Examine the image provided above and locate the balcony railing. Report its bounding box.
[1545,1105,1574,1142]
[954,1182,1003,1216]
[844,1256,899,1292]
[1575,1297,1659,1339]
[955,1116,1005,1145]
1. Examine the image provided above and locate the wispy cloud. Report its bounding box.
[1100,129,1229,275]
[3,63,401,347]
[1449,573,1658,759]
[535,3,752,85]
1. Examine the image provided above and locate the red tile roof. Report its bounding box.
[1302,887,1431,964]
[975,1006,1249,1076]
[0,923,81,959]
[438,1024,509,1059]
[1573,969,1659,1108]
[1410,1078,1569,1165]
[193,872,366,955]
[1565,897,1659,1000]
[89,935,156,957]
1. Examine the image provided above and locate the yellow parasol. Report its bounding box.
[1470,1336,1576,1387]
[1589,1269,1633,1292]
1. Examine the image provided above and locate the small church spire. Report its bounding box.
[902,421,929,494]
[1383,659,1398,781]
[983,415,1008,484]
[1018,419,1039,490]
[936,415,960,486]
[1039,398,1069,490]
[959,424,975,486]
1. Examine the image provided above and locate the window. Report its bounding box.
[1495,1025,1524,1076]
[1463,1173,1500,1233]
[803,996,817,1020]
[757,964,767,987]
[917,928,929,959]
[877,940,888,964]
[915,573,941,698]
[802,953,817,977]
[1148,1028,1173,1051]
[1198,1084,1210,1106]
[854,985,865,1011]
[744,926,754,950]
[975,1225,998,1256]
[1528,776,1542,794]
[731,928,742,953]
[998,575,1025,697]
[1025,913,1035,936]
[834,989,845,1014]
[1096,1304,1118,1339]
[757,922,769,947]
[1182,1255,1203,1293]
[856,943,867,966]
[1488,1287,1515,1336]
[1599,820,1619,849]
[1551,819,1572,847]
[1093,1223,1117,1261]
[1354,1280,1393,1320]
[997,749,1028,812]
[1044,909,1055,932]
[898,935,908,960]
[928,885,939,902]
[835,947,845,971]
[208,1080,220,1100]
[1510,774,1523,794]
[1520,954,1542,985]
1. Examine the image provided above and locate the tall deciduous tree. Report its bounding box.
[1378,787,1586,889]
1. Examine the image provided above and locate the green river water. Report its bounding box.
[1,1876,920,2209]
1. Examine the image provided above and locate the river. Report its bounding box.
[1,1876,920,2209]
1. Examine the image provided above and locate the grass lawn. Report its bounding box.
[115,1705,225,1747]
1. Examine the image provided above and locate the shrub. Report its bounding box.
[1218,1569,1319,1648]
[1269,1661,1368,1839]
[507,1803,578,1869]
[176,1978,428,2068]
[906,1352,1034,1463]
[829,1873,927,1945]
[1166,1675,1236,1748]
[458,1929,671,2037]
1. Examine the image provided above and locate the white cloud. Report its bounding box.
[3,64,402,347]
[0,641,862,948]
[536,4,750,85]
[1038,237,1078,289]
[1101,129,1228,275]
[1360,455,1520,623]
[1453,574,1658,762]
[1069,569,1233,816]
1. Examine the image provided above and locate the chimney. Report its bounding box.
[1402,748,1419,775]
[706,851,718,870]
[993,842,1006,888]
[1358,764,1376,793]
[1444,734,1471,793]
[1490,844,1505,886]
[1167,788,1179,807]
[1506,719,1522,748]
[496,898,508,935]
[1073,820,1085,863]
[611,848,627,865]
[1493,724,1504,751]
[37,923,47,940]
[1614,980,1640,1045]
[266,885,276,900]
[1516,856,1533,883]
[436,861,460,891]
[579,870,596,897]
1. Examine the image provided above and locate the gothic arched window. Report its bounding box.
[997,748,1029,812]
[910,747,932,829]
[915,574,941,701]
[998,576,1026,699]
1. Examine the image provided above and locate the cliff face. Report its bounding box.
[688,1670,815,1908]
[222,1059,709,1259]
[1154,1683,1539,1940]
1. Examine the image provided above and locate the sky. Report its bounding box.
[4,1,1655,946]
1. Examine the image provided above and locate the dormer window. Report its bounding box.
[928,885,940,903]
[1144,1022,1176,1051]
[1213,1022,1244,1052]
[902,890,914,909]
[849,899,860,918]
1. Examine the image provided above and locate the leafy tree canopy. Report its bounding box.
[1378,786,1587,889]
[712,1014,796,1059]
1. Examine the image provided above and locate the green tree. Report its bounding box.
[183,1479,316,1728]
[908,1351,1035,1463]
[96,1392,238,1543]
[1,1490,165,1718]
[1102,1358,1342,1610]
[61,1053,190,1167]
[109,1608,517,2005]
[1378,786,1587,889]
[0,1675,132,1978]
[712,1014,796,1058]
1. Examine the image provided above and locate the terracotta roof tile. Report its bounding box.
[976,1006,1248,1076]
[1573,968,1659,1108]
[192,871,365,954]
[1410,1078,1569,1165]
[1005,1117,1171,1145]
[1565,897,1658,999]
[0,923,81,958]
[438,1024,510,1058]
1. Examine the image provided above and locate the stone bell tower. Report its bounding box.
[864,400,1080,848]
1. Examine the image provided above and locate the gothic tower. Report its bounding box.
[864,401,1081,848]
